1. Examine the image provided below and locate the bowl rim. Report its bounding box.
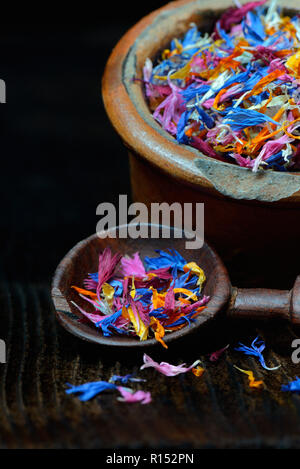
[102,0,300,203]
[51,224,231,347]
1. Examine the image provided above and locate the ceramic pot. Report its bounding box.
[102,0,300,261]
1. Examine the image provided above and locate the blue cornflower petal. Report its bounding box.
[66,381,117,401]
[242,18,264,45]
[177,110,191,144]
[196,106,215,129]
[144,249,187,271]
[167,310,197,328]
[110,374,146,385]
[181,83,211,103]
[266,150,283,164]
[216,21,234,49]
[149,307,168,319]
[96,308,123,336]
[281,377,300,393]
[223,108,280,131]
[135,288,153,306]
[235,336,280,370]
[171,272,199,289]
[109,279,123,296]
[247,11,265,40]
[182,26,200,47]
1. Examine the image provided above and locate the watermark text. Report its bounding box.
[96,195,204,249]
[0,339,6,364]
[291,339,300,364]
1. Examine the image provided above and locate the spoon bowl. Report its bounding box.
[51,225,231,347]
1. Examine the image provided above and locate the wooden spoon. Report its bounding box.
[51,225,300,347]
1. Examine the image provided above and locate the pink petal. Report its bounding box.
[191,137,228,162]
[120,252,146,278]
[190,137,219,158]
[202,98,215,109]
[231,153,254,168]
[117,387,152,404]
[71,301,104,325]
[140,354,200,377]
[252,134,293,172]
[268,58,286,73]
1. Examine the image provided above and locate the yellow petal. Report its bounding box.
[150,317,168,349]
[286,51,300,76]
[102,283,115,307]
[183,262,206,289]
[151,288,166,309]
[128,306,148,341]
[173,287,198,301]
[130,278,136,299]
[234,366,264,389]
[147,272,157,279]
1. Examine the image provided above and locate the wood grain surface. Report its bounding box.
[1,281,300,448]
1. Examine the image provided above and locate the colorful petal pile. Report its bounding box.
[71,248,209,346]
[144,0,300,171]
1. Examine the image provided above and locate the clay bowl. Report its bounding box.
[51,225,230,347]
[51,224,300,347]
[102,0,300,261]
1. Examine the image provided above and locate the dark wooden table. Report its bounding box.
[1,275,300,449]
[1,3,300,449]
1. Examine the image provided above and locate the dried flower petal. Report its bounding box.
[192,366,205,377]
[121,252,146,278]
[110,374,146,385]
[281,377,300,393]
[210,345,230,362]
[117,387,152,404]
[235,336,280,370]
[234,365,264,389]
[66,380,117,401]
[140,354,201,376]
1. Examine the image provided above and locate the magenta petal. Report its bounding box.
[218,0,268,31]
[96,248,122,300]
[179,295,210,315]
[209,344,229,362]
[164,288,175,311]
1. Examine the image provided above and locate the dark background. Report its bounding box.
[0,1,165,285]
[0,1,298,289]
[0,1,300,450]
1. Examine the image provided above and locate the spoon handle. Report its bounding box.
[227,276,300,325]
